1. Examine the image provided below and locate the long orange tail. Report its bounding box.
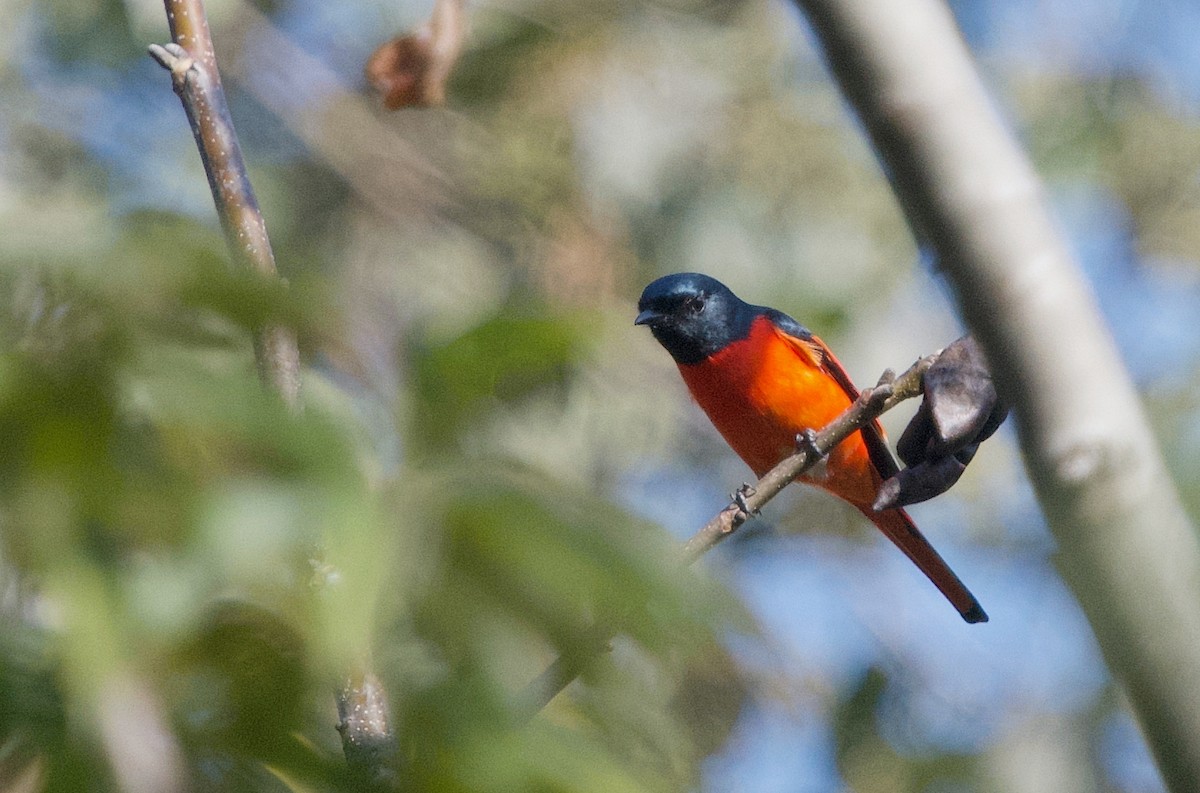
[857,505,988,623]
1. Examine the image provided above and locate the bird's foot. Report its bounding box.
[731,483,760,520]
[795,428,823,459]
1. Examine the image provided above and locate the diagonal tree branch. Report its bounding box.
[792,1,1200,791]
[517,351,936,720]
[150,1,394,782]
[149,1,300,409]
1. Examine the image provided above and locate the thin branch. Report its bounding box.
[149,0,300,409]
[681,355,930,563]
[793,2,1200,791]
[517,351,937,719]
[150,0,394,780]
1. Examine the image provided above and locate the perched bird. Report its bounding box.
[636,272,986,623]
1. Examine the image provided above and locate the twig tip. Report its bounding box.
[147,42,193,76]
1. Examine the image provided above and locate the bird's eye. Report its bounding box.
[682,295,704,314]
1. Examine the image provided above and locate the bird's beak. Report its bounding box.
[634,309,661,326]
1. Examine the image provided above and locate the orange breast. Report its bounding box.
[677,318,880,506]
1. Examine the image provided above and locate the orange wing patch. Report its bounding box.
[771,324,900,481]
[773,326,826,372]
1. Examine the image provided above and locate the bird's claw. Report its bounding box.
[795,428,822,458]
[731,483,760,520]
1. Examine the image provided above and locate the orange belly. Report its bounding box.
[677,320,880,506]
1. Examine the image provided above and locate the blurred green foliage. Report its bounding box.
[0,212,736,791]
[0,157,755,788]
[410,312,583,454]
[1,0,1198,791]
[0,0,751,777]
[833,669,979,793]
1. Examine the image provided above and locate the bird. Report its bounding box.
[635,272,986,623]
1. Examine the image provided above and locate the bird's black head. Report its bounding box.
[635,272,755,365]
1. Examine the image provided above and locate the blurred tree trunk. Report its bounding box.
[792,1,1200,790]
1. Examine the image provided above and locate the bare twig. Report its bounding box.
[517,351,937,719]
[793,1,1200,790]
[149,0,300,409]
[150,0,394,779]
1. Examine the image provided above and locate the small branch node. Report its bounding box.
[862,383,893,408]
[147,42,195,78]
